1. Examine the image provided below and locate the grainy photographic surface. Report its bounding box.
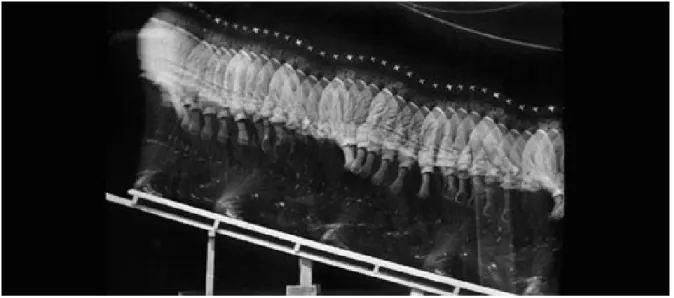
[106,2,564,295]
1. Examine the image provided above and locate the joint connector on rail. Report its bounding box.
[130,195,140,206]
[209,220,220,238]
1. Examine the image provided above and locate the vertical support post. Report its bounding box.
[286,257,320,295]
[410,289,424,296]
[205,221,219,296]
[299,258,313,286]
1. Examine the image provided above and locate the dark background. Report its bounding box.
[2,1,665,296]
[103,2,564,294]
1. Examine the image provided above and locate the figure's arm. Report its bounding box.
[390,104,423,194]
[350,85,378,171]
[372,96,407,185]
[354,89,392,177]
[417,109,442,198]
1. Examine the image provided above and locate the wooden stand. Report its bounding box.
[286,258,320,296]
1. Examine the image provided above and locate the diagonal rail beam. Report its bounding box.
[106,191,515,296]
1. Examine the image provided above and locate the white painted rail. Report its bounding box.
[106,190,515,296]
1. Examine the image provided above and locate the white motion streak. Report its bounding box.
[398,3,562,52]
[408,2,527,15]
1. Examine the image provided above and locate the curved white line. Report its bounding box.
[408,2,527,14]
[398,3,562,52]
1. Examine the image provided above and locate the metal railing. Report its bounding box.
[106,190,515,296]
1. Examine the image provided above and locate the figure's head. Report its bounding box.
[295,56,311,73]
[204,30,223,46]
[270,48,284,61]
[382,77,398,91]
[248,43,263,55]
[335,69,349,80]
[321,67,335,81]
[548,118,562,130]
[345,69,357,81]
[355,71,371,84]
[445,100,457,111]
[239,42,252,54]
[372,73,388,88]
[397,86,412,99]
[537,117,556,131]
[505,115,519,131]
[515,118,529,133]
[468,100,481,116]
[367,73,382,88]
[390,81,405,94]
[284,52,302,68]
[527,119,540,132]
[491,106,507,124]
[410,94,425,107]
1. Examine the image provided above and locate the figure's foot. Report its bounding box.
[422,251,449,274]
[442,184,457,201]
[371,169,386,186]
[451,190,465,204]
[522,277,545,295]
[134,172,151,190]
[320,224,349,250]
[237,129,249,146]
[349,161,361,174]
[141,183,162,197]
[417,187,429,199]
[549,195,565,220]
[389,179,403,195]
[261,137,272,155]
[357,163,372,178]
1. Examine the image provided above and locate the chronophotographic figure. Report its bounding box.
[134,7,564,295]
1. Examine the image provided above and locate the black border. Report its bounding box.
[1,2,669,295]
[560,2,669,295]
[2,2,109,295]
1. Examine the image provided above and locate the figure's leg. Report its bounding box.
[357,150,378,179]
[525,190,556,294]
[349,147,367,172]
[371,154,392,186]
[136,80,178,194]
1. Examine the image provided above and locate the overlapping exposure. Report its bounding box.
[135,8,565,295]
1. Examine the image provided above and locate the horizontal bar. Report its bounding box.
[113,191,514,296]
